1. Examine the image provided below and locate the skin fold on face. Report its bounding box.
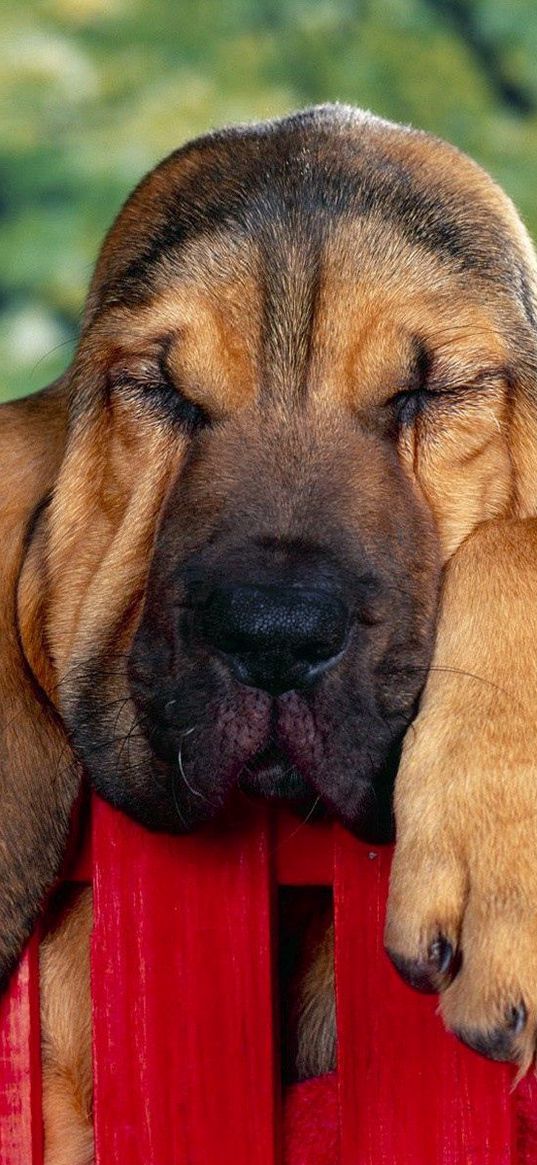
[18,104,537,847]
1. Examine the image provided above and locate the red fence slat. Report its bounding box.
[334,827,515,1165]
[2,805,536,1162]
[0,938,43,1165]
[515,1074,537,1160]
[92,795,279,1165]
[275,812,334,885]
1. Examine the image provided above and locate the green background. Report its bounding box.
[2,0,537,402]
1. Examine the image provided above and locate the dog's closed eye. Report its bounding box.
[108,352,212,432]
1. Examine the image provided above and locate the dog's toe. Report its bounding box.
[388,834,537,1071]
[384,823,467,997]
[453,1001,529,1063]
[387,934,457,994]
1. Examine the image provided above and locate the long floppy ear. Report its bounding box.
[0,379,80,986]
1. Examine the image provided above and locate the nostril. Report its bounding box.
[301,636,342,665]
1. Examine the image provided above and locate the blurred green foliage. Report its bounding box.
[2,0,537,401]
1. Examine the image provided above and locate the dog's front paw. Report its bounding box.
[385,704,537,1072]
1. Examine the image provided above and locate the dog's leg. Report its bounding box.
[295,920,336,1080]
[40,888,94,1165]
[386,517,537,1068]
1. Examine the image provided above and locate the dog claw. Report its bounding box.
[386,934,456,994]
[427,936,454,977]
[506,1001,527,1036]
[454,1002,529,1063]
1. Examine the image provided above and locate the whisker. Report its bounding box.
[29,337,75,378]
[275,795,322,850]
[171,767,190,829]
[409,663,512,699]
[177,728,212,803]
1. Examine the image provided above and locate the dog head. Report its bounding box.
[4,105,537,973]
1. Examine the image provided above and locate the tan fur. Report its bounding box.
[385,517,537,1067]
[295,922,336,1081]
[40,890,93,1165]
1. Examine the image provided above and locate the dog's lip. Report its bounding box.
[239,744,315,803]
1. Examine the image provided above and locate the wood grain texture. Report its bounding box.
[2,805,537,1162]
[91,795,279,1165]
[274,812,333,885]
[0,938,43,1165]
[334,827,516,1164]
[515,1074,537,1159]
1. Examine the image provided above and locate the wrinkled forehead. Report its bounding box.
[87,116,535,409]
[92,114,532,322]
[94,224,510,415]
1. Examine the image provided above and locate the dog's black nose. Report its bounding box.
[200,583,348,694]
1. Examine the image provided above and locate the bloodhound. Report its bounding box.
[3,104,537,1161]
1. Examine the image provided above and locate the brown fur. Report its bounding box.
[0,383,80,983]
[1,106,537,1156]
[41,890,93,1165]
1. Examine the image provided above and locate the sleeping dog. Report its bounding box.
[2,105,537,1161]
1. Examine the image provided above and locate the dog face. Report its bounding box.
[16,107,537,849]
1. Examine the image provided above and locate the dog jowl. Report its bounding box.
[121,397,439,839]
[39,104,529,845]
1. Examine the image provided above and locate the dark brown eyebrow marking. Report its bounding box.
[100,107,515,314]
[107,160,477,310]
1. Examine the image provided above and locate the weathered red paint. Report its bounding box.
[92,796,279,1165]
[0,937,43,1165]
[334,826,516,1164]
[0,798,536,1163]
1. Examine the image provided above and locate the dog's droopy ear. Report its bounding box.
[0,381,80,986]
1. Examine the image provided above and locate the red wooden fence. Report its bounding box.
[1,795,536,1163]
